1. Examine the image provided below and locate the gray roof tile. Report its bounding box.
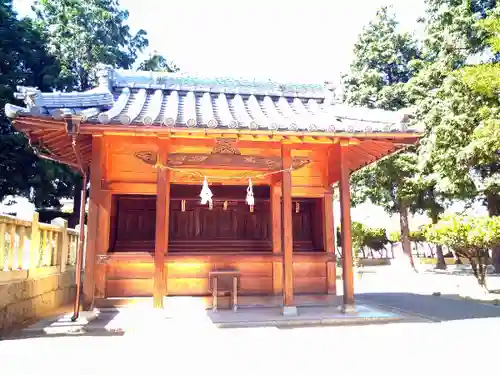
[6,67,419,133]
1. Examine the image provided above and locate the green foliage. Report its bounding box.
[0,0,76,208]
[32,0,149,90]
[409,229,426,243]
[339,222,389,254]
[424,213,500,286]
[388,231,401,243]
[363,227,389,252]
[138,53,179,72]
[411,1,499,210]
[342,6,420,110]
[351,222,366,255]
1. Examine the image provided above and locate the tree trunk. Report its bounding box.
[429,212,446,269]
[452,249,462,265]
[399,200,417,272]
[69,176,83,228]
[486,192,500,273]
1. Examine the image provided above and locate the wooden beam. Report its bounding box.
[339,144,355,308]
[154,138,171,308]
[281,143,295,313]
[270,180,282,295]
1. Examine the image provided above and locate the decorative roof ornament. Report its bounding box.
[96,64,113,91]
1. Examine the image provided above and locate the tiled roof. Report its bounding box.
[5,65,417,133]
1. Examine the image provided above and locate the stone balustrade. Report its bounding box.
[0,213,81,335]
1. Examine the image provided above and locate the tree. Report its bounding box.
[138,52,179,72]
[0,0,77,214]
[424,214,500,288]
[32,0,149,91]
[413,1,500,272]
[341,7,428,271]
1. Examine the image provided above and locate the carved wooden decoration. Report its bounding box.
[134,149,311,171]
[211,139,241,155]
[135,151,158,165]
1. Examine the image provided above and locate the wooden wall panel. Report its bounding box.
[103,253,332,297]
[294,277,327,294]
[292,262,327,278]
[106,279,153,297]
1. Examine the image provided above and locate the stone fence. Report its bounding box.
[0,213,80,334]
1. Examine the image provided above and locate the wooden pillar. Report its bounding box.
[94,192,111,298]
[323,185,336,294]
[281,144,296,315]
[83,135,105,310]
[270,180,283,295]
[154,139,171,308]
[339,144,355,309]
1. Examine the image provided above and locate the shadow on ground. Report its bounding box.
[358,292,500,322]
[1,308,124,341]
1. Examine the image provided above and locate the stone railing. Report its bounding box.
[0,212,79,281]
[0,213,80,334]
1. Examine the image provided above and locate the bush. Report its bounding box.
[388,231,400,243]
[363,227,389,252]
[424,214,500,288]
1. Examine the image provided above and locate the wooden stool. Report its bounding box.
[208,270,240,312]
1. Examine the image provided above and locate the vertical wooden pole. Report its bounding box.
[323,186,336,294]
[281,144,296,315]
[83,135,104,310]
[270,180,283,295]
[94,192,111,299]
[323,147,337,294]
[339,144,355,309]
[154,139,171,308]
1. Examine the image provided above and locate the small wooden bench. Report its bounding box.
[208,270,241,312]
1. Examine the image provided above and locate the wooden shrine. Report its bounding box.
[6,65,422,314]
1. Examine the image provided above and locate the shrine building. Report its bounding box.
[5,66,421,315]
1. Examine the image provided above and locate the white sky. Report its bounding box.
[14,0,426,83]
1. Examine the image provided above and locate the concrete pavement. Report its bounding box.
[2,263,500,375]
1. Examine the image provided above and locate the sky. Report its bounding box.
[13,0,426,83]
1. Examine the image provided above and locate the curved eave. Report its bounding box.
[11,118,93,169]
[11,115,420,175]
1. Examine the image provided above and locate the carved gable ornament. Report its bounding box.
[134,139,310,171]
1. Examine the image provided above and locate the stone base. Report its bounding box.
[340,304,357,314]
[281,305,298,317]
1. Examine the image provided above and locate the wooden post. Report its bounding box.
[339,143,355,310]
[270,180,283,295]
[281,143,296,315]
[95,192,111,299]
[29,212,40,269]
[154,139,171,308]
[323,185,336,294]
[83,135,105,310]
